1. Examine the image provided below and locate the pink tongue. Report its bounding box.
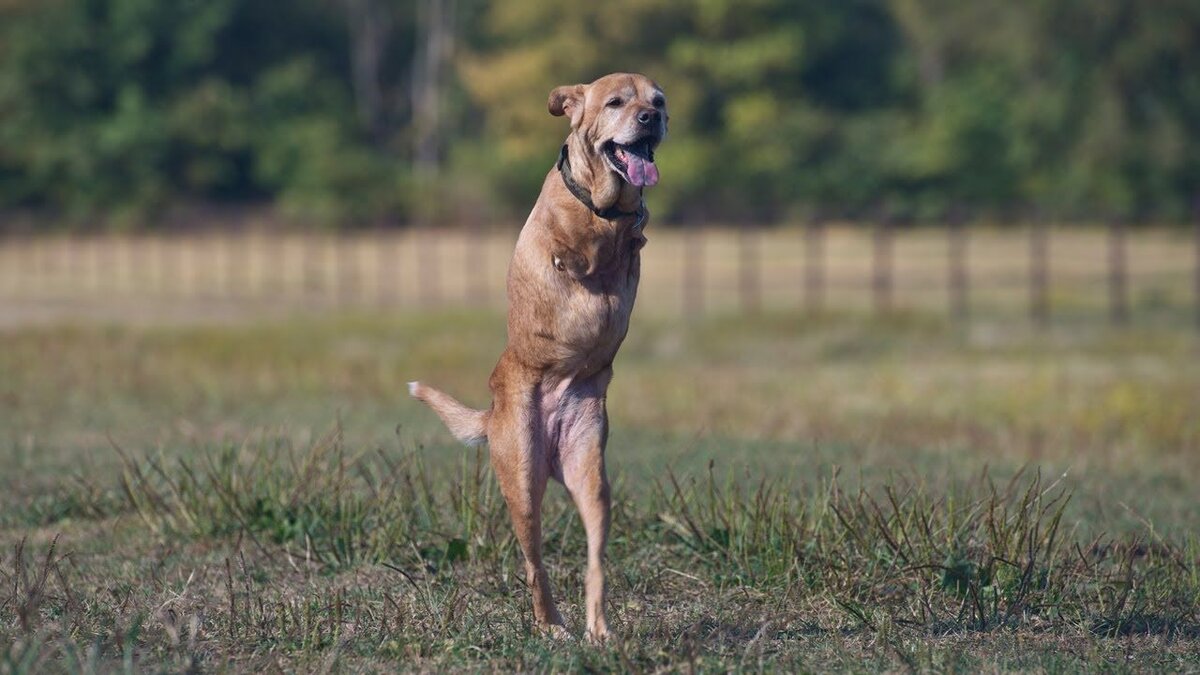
[618,148,659,187]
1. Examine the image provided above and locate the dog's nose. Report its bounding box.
[636,109,659,126]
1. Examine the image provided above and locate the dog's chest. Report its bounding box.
[548,222,645,368]
[580,223,643,283]
[567,224,642,306]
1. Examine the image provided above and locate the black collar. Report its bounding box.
[557,145,643,221]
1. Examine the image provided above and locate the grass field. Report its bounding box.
[2,230,1200,670]
[3,308,1199,672]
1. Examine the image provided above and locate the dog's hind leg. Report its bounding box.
[487,377,566,635]
[558,370,613,643]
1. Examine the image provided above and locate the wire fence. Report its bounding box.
[1,219,1197,326]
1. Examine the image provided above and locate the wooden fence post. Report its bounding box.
[10,234,26,298]
[330,233,342,306]
[0,233,11,297]
[738,225,761,313]
[300,234,317,298]
[8,234,20,297]
[120,234,134,296]
[28,235,42,297]
[26,234,38,297]
[372,229,389,306]
[467,225,487,305]
[178,234,193,298]
[948,207,969,320]
[61,233,78,299]
[245,231,260,299]
[216,232,232,300]
[872,211,894,315]
[149,234,162,297]
[235,230,249,300]
[1108,216,1128,325]
[419,228,440,307]
[1194,196,1200,332]
[85,235,95,296]
[804,213,824,313]
[336,233,358,307]
[683,227,704,317]
[31,236,45,289]
[394,230,408,307]
[1030,215,1050,327]
[8,234,19,297]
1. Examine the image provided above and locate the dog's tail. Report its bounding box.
[408,381,489,447]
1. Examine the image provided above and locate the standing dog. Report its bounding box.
[409,73,667,641]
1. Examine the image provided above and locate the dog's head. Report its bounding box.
[549,73,667,208]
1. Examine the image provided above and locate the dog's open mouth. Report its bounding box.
[603,138,659,187]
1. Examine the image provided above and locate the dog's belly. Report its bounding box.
[540,371,611,480]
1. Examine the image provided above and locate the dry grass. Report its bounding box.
[4,430,1199,671]
[1,227,1199,669]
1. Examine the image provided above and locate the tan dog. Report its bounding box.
[409,72,667,642]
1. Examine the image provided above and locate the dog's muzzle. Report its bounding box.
[603,136,660,187]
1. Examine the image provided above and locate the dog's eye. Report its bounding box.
[606,97,623,108]
[652,96,665,108]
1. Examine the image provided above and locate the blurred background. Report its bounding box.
[2,0,1199,527]
[1,0,1199,226]
[1,0,1199,323]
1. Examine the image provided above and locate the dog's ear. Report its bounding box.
[548,84,586,125]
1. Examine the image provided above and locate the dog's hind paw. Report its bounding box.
[407,381,420,397]
[536,623,573,642]
[586,625,611,646]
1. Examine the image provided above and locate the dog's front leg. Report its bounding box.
[488,379,566,636]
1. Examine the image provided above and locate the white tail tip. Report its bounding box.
[407,381,420,397]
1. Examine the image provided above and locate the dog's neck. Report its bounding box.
[558,137,643,219]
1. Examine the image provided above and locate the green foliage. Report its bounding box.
[1,0,1198,224]
[0,0,403,226]
[474,0,1198,221]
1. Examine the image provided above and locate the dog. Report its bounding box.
[409,72,667,642]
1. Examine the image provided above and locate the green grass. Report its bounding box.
[2,311,1199,671]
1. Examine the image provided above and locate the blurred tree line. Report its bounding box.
[1,0,1197,228]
